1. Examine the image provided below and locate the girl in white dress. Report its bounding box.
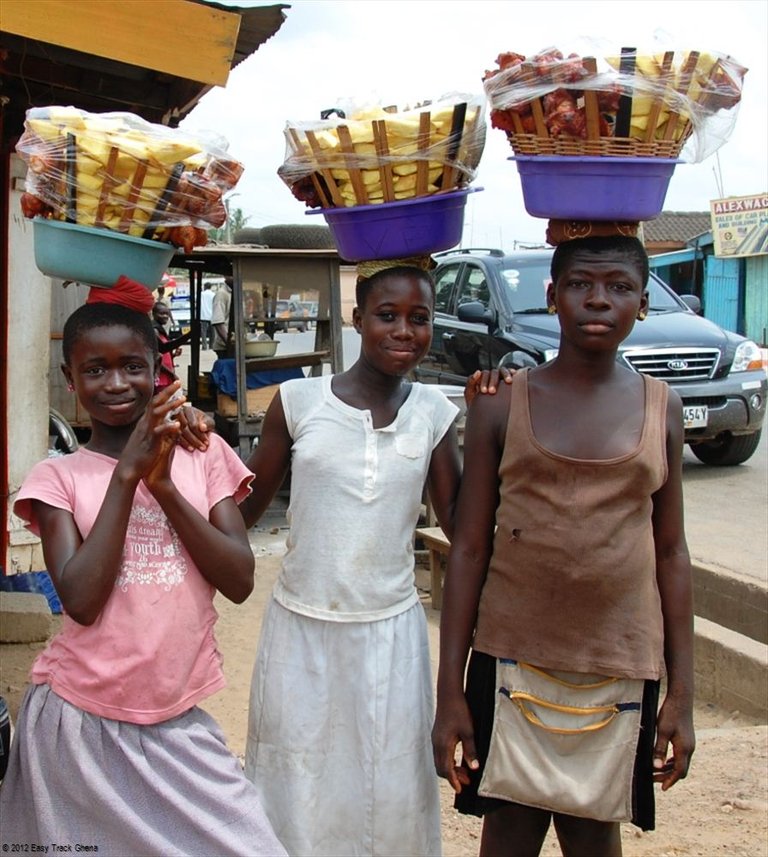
[240,263,463,856]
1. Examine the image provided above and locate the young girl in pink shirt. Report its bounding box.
[0,282,285,857]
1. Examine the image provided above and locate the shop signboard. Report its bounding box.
[710,193,768,258]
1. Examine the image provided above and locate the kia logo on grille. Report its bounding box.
[667,359,689,371]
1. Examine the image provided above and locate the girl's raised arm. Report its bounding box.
[143,411,256,604]
[36,385,185,625]
[651,389,696,791]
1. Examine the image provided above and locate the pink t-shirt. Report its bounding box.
[14,434,253,725]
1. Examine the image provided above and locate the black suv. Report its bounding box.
[415,248,766,465]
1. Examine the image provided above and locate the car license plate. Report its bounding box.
[683,405,708,429]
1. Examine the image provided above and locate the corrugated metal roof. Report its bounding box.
[0,2,289,133]
[190,1,290,70]
[648,248,699,267]
[643,211,713,244]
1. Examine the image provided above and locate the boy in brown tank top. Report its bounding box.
[432,236,695,856]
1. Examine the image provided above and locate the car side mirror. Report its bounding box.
[457,300,495,326]
[680,294,702,315]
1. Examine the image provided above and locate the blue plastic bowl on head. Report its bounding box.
[510,156,681,222]
[307,188,481,262]
[33,218,176,288]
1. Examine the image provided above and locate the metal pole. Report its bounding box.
[232,257,249,459]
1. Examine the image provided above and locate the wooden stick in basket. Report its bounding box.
[305,130,345,207]
[615,47,636,138]
[117,159,148,234]
[65,133,77,224]
[510,112,525,135]
[372,119,396,203]
[416,111,431,196]
[644,51,675,143]
[695,56,725,114]
[289,128,330,208]
[663,51,700,141]
[441,102,467,191]
[520,62,549,138]
[142,161,184,240]
[337,124,369,205]
[582,58,601,141]
[95,146,119,229]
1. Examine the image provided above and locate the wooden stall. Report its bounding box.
[171,245,344,458]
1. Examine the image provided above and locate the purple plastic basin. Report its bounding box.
[511,156,680,221]
[307,188,480,262]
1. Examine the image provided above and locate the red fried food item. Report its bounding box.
[560,53,589,83]
[490,110,518,134]
[168,225,198,254]
[205,157,245,191]
[543,90,587,137]
[20,192,54,219]
[597,86,622,113]
[203,200,227,229]
[532,49,564,77]
[279,169,332,210]
[497,51,526,70]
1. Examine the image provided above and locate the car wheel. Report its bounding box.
[259,224,336,250]
[689,429,762,466]
[233,227,263,245]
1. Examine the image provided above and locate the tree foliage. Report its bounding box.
[209,206,251,244]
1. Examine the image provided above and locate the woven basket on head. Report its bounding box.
[505,133,689,158]
[286,100,484,209]
[487,49,726,161]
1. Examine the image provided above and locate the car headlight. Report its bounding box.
[731,340,764,372]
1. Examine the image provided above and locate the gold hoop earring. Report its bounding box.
[547,305,557,315]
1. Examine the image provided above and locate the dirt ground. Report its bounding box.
[2,517,767,857]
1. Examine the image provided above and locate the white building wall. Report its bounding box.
[5,154,50,574]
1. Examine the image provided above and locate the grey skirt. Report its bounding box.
[0,683,287,856]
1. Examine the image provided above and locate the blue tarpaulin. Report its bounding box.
[211,359,303,398]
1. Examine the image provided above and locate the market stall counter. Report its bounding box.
[171,245,343,458]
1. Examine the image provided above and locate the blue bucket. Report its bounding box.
[33,218,175,288]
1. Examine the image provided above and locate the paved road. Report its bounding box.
[681,426,766,582]
[187,328,768,583]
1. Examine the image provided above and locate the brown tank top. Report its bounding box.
[473,369,669,680]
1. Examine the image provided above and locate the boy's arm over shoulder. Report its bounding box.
[651,387,695,791]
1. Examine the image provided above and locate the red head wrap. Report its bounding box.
[85,276,155,315]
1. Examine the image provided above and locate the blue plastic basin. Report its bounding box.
[33,218,175,288]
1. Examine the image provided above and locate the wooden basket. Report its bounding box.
[505,133,688,159]
[287,101,483,209]
[488,50,715,162]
